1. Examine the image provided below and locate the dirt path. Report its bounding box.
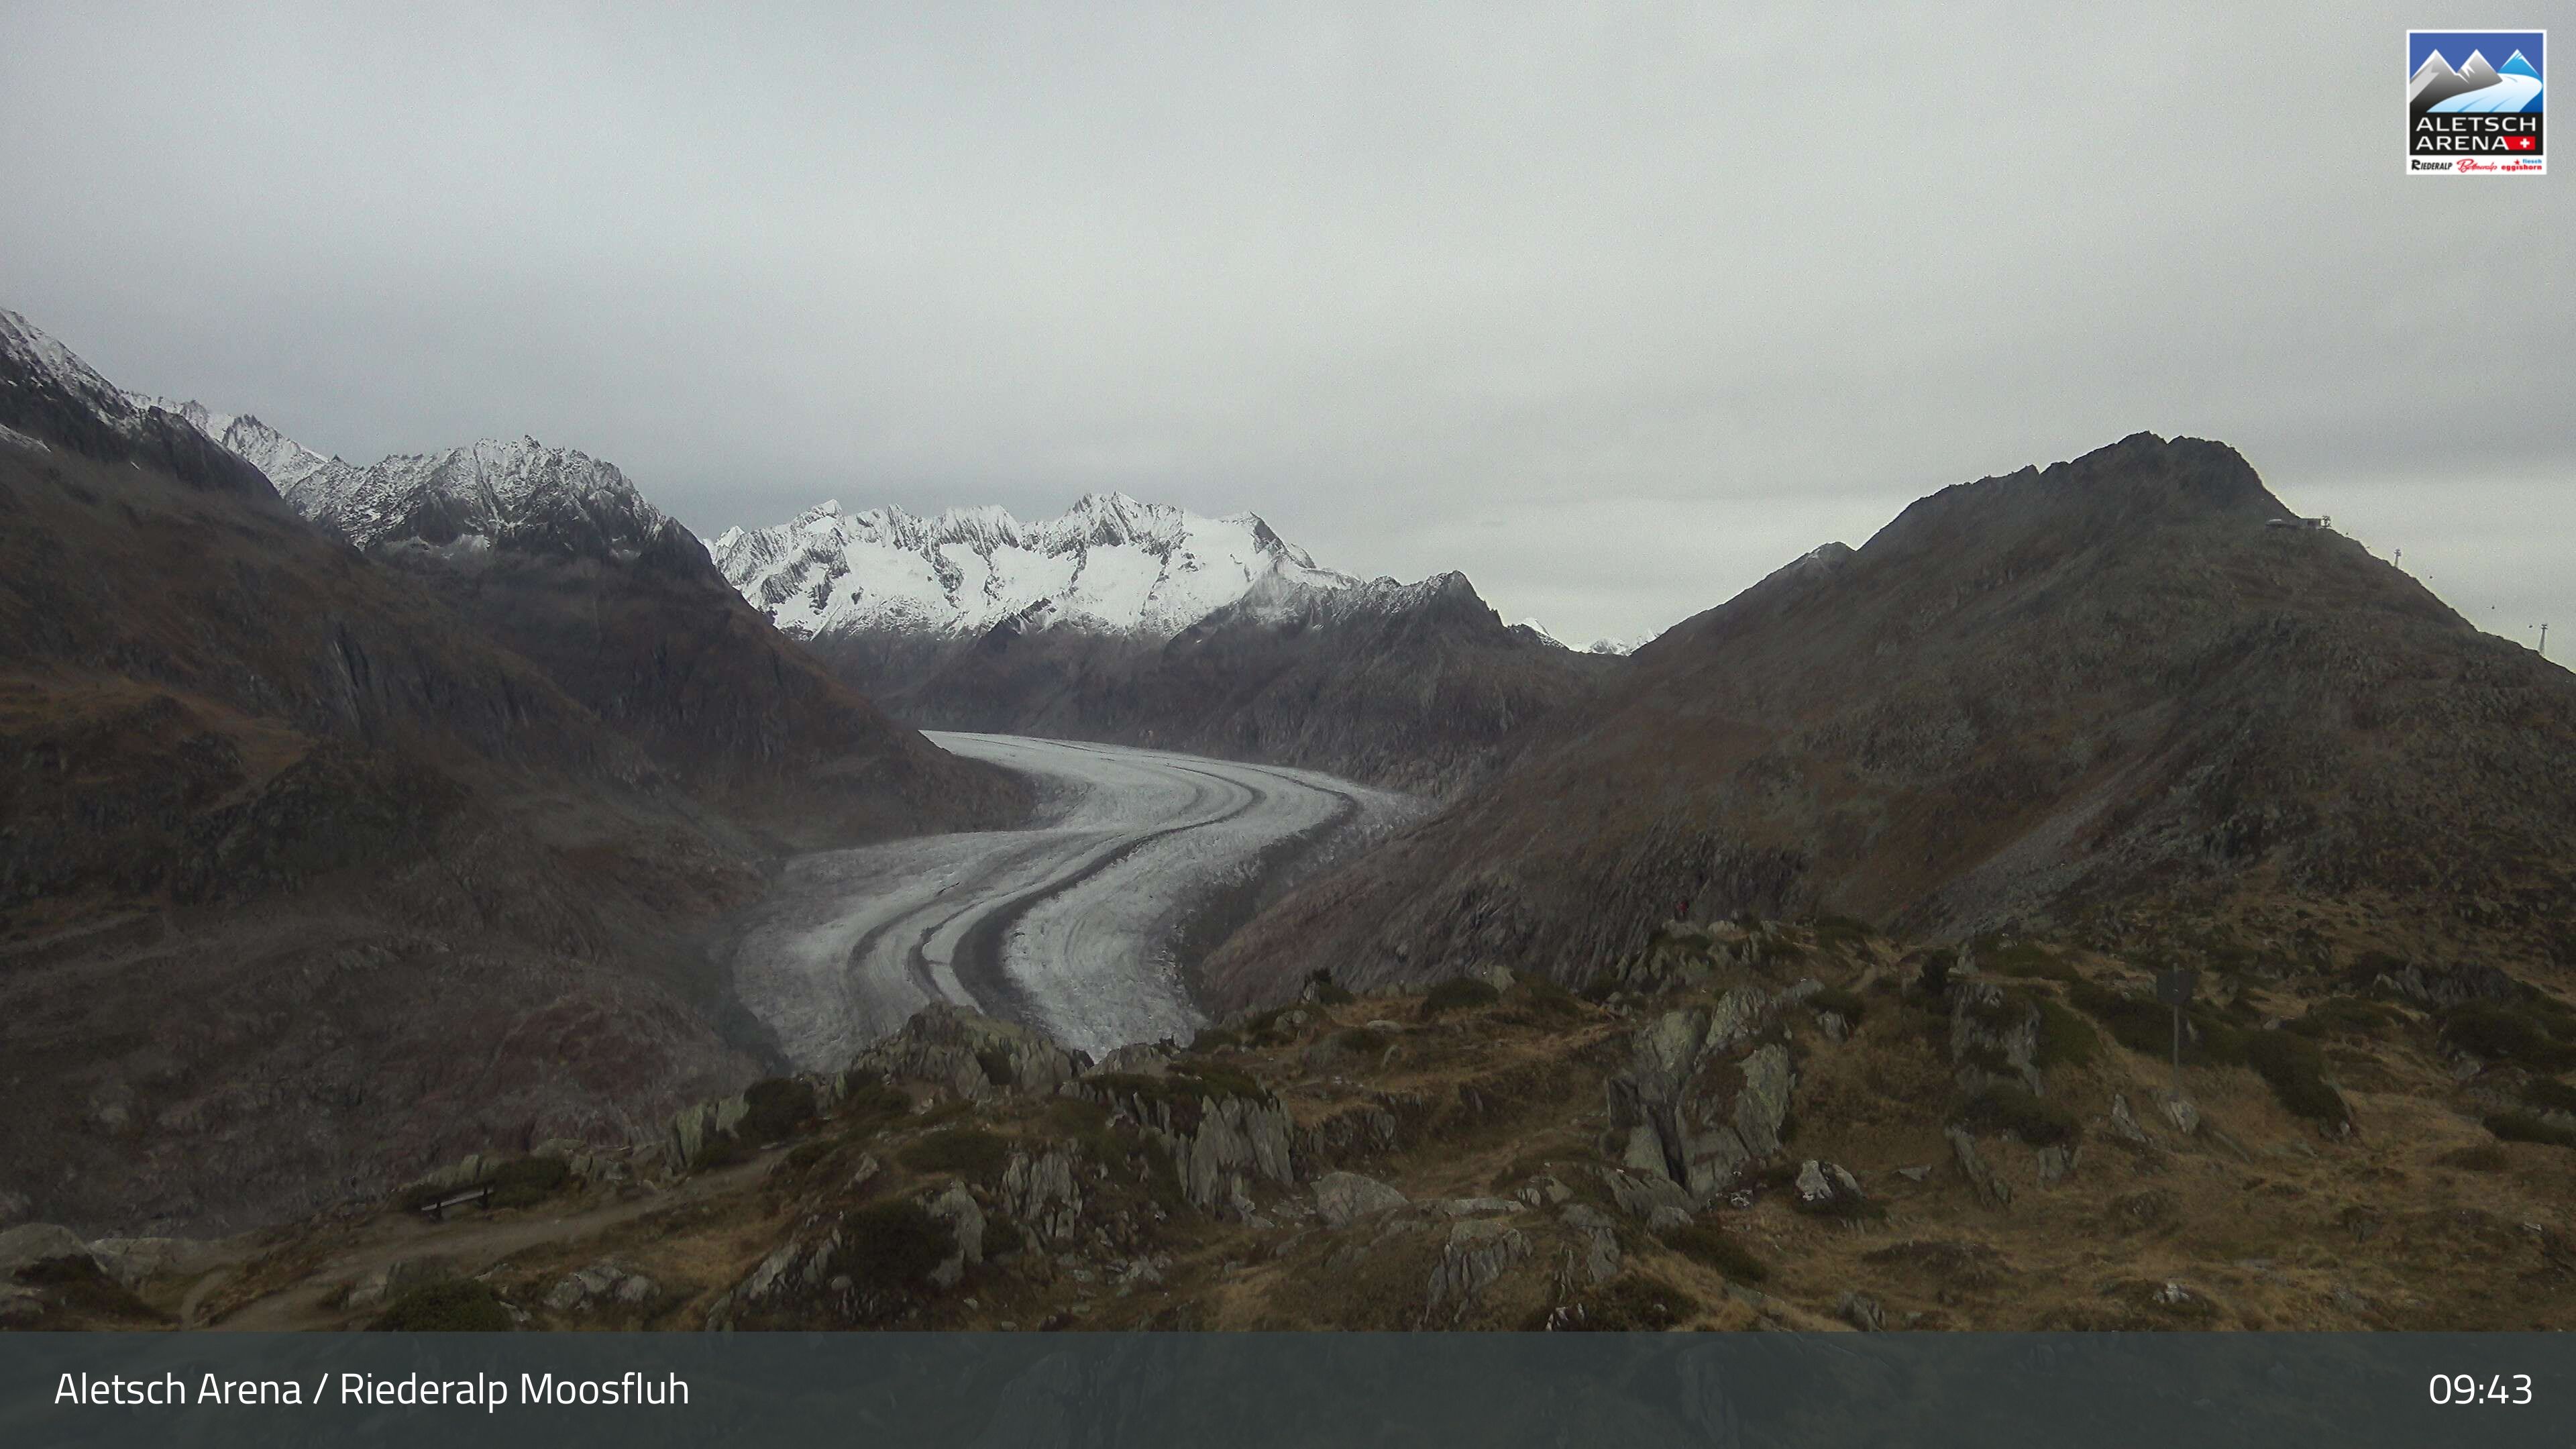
[201,1152,779,1330]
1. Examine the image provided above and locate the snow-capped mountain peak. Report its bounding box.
[714,494,1356,643]
[1,307,136,425]
[122,394,337,489]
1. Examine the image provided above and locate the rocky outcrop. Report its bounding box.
[1950,982,2042,1092]
[1313,1171,1408,1228]
[1073,1073,1295,1215]
[1560,1204,1622,1285]
[1425,1218,1529,1323]
[1604,994,1800,1203]
[545,1260,659,1313]
[0,1224,96,1279]
[1947,1126,2012,1210]
[848,1003,1092,1102]
[1294,1102,1401,1172]
[999,1148,1084,1246]
[924,1183,986,1288]
[1793,1159,1868,1216]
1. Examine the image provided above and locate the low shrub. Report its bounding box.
[1528,1273,1703,1331]
[897,1128,1014,1181]
[1419,977,1501,1019]
[1336,1026,1390,1055]
[1512,971,1584,1020]
[371,1279,511,1332]
[2443,1004,2576,1071]
[1951,1083,2080,1146]
[1811,914,1876,953]
[839,1200,956,1291]
[2244,1031,2350,1128]
[739,1077,819,1145]
[2485,1112,2576,1150]
[839,1081,913,1127]
[2284,998,2400,1042]
[2520,1078,2576,1116]
[1660,1222,1769,1283]
[1980,938,2078,981]
[981,1218,1026,1259]
[1188,1026,1240,1053]
[2032,998,2101,1070]
[1305,968,1355,1006]
[2067,979,2245,1065]
[690,1136,751,1173]
[488,1155,572,1210]
[1914,949,1957,998]
[1807,985,1867,1025]
[2435,1142,2510,1173]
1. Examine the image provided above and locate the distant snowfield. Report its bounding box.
[727,734,1421,1067]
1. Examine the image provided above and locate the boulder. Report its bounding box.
[665,1095,751,1169]
[2107,1093,2152,1144]
[1560,1204,1621,1285]
[1793,1159,1866,1214]
[545,1260,657,1313]
[1603,996,1801,1203]
[1425,1218,1528,1322]
[1093,1042,1176,1078]
[1838,1290,1886,1332]
[87,1237,216,1292]
[1947,1126,2012,1210]
[1000,1148,1083,1245]
[1314,1171,1408,1228]
[1949,981,2042,1092]
[1593,1165,1693,1224]
[925,1183,986,1288]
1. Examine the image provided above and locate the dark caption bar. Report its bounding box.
[5,1332,2572,1447]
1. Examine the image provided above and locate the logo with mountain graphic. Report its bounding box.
[2409,30,2544,174]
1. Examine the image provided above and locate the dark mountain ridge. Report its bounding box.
[1205,433,2576,1008]
[900,570,1616,796]
[0,309,1012,1235]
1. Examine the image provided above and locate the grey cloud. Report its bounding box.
[2,1,2567,649]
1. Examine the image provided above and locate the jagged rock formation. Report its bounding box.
[1205,433,2576,1006]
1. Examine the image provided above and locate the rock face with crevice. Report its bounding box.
[1603,983,1808,1203]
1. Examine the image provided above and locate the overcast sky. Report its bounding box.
[3,3,2569,649]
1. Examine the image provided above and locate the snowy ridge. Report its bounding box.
[274,435,676,553]
[714,492,1358,641]
[122,394,335,488]
[1,307,145,427]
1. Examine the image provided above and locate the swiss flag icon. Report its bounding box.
[2505,136,2538,152]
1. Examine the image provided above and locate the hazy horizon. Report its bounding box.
[4,3,2568,650]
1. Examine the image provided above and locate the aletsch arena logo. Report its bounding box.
[2408,30,2545,174]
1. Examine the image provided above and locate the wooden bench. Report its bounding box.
[417,1183,494,1222]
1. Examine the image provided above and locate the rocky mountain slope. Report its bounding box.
[32,916,2573,1333]
[1202,433,2576,1010]
[918,571,1615,796]
[0,309,975,1237]
[716,496,1609,796]
[138,406,1026,850]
